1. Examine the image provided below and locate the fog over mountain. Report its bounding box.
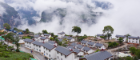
[1,0,140,37]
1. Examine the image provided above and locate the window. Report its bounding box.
[65,55,67,58]
[49,54,51,57]
[57,56,59,59]
[61,58,63,60]
[44,51,45,53]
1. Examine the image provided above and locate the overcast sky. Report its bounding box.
[1,0,140,37]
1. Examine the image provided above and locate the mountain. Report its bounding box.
[40,1,111,25]
[0,2,21,28]
[17,9,38,25]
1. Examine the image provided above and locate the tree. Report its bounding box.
[42,30,48,34]
[4,33,14,45]
[50,33,54,37]
[50,37,54,40]
[129,47,136,54]
[3,23,11,30]
[126,34,131,40]
[72,26,81,35]
[103,25,114,40]
[14,37,20,52]
[118,37,123,44]
[25,28,30,34]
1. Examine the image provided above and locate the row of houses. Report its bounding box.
[24,39,112,60]
[97,34,140,44]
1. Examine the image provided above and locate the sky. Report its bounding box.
[0,0,140,37]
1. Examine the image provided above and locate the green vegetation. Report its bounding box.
[25,28,30,34]
[13,28,23,32]
[0,32,6,35]
[118,37,123,44]
[77,35,87,42]
[22,36,31,39]
[125,34,131,40]
[108,42,119,48]
[95,49,100,52]
[0,42,33,60]
[103,25,114,40]
[115,47,140,60]
[72,26,81,35]
[3,23,11,30]
[42,30,48,34]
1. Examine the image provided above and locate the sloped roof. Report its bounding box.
[95,43,103,47]
[18,40,25,43]
[58,32,65,35]
[43,43,55,50]
[83,46,91,51]
[34,35,40,38]
[67,46,75,50]
[55,46,72,56]
[116,35,126,38]
[58,38,63,42]
[84,51,112,60]
[32,41,43,46]
[44,34,51,36]
[24,39,33,43]
[41,37,47,40]
[81,40,88,44]
[48,41,55,45]
[70,43,77,46]
[76,44,83,49]
[128,36,139,39]
[97,34,104,36]
[73,49,80,54]
[87,42,94,45]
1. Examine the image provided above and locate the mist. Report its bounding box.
[3,0,140,37]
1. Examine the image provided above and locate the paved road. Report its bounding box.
[20,47,47,60]
[6,42,47,60]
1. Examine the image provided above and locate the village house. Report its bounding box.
[75,44,83,50]
[70,43,78,46]
[116,35,126,42]
[82,46,94,54]
[87,41,95,48]
[96,34,104,39]
[58,32,65,38]
[95,43,106,50]
[55,46,79,60]
[32,41,43,52]
[48,41,57,46]
[42,42,56,60]
[24,39,34,49]
[63,36,75,42]
[128,36,140,44]
[81,40,88,46]
[0,28,4,32]
[39,37,49,43]
[58,38,63,42]
[41,34,51,38]
[73,49,84,56]
[82,51,113,60]
[34,35,41,41]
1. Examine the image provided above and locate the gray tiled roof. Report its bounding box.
[87,42,94,45]
[95,43,103,47]
[84,51,112,60]
[73,49,80,54]
[97,34,104,36]
[116,35,126,38]
[70,43,77,46]
[63,36,73,40]
[128,36,139,39]
[83,47,91,51]
[34,35,40,38]
[44,34,50,36]
[67,46,75,50]
[48,41,55,45]
[41,37,47,40]
[76,44,83,49]
[58,39,63,42]
[55,46,72,55]
[43,43,55,50]
[81,40,88,44]
[58,32,65,35]
[24,39,33,43]
[32,41,43,46]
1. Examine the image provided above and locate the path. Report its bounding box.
[6,42,47,60]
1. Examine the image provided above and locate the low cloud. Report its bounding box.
[4,0,140,37]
